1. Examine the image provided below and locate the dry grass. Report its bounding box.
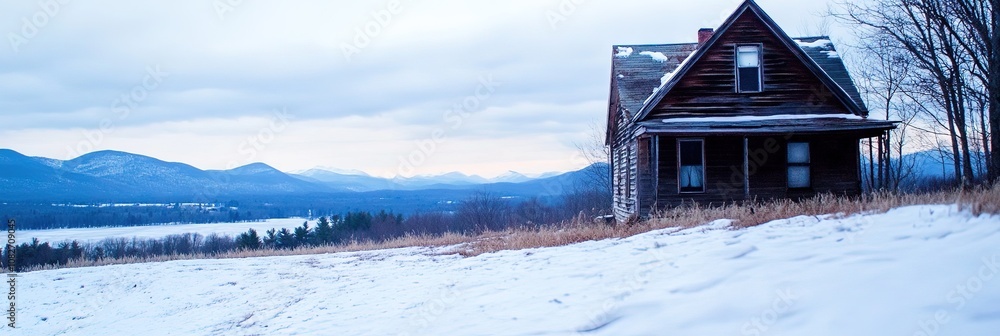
[26,185,1000,272]
[457,184,1000,256]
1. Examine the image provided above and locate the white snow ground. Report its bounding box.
[17,205,1000,335]
[19,218,309,244]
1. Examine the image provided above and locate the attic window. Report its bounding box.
[736,45,762,92]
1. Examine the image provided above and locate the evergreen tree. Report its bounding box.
[236,228,262,250]
[93,246,105,261]
[294,221,311,246]
[70,241,83,260]
[263,228,278,249]
[314,216,334,245]
[343,211,372,231]
[276,228,295,249]
[2,244,11,271]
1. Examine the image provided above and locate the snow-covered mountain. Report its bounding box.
[0,149,609,200]
[291,167,397,192]
[394,171,490,187]
[0,149,326,200]
[18,205,1000,335]
[291,166,370,177]
[289,166,580,191]
[526,171,562,179]
[490,170,533,183]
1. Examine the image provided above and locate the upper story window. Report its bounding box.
[736,45,762,93]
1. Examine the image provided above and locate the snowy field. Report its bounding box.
[17,205,1000,335]
[19,218,309,244]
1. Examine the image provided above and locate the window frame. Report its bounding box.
[786,142,811,190]
[735,44,764,93]
[677,138,707,194]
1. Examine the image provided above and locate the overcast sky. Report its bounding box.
[0,0,852,178]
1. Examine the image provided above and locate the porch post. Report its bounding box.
[652,136,659,206]
[743,136,750,200]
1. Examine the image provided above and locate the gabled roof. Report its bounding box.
[609,0,869,123]
[610,43,699,118]
[792,36,867,112]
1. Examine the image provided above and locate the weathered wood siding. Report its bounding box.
[652,135,862,209]
[745,136,787,200]
[648,9,850,119]
[786,135,861,198]
[636,137,655,217]
[612,141,639,221]
[656,136,747,207]
[744,135,861,200]
[612,116,640,221]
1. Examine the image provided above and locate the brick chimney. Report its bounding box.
[698,28,715,46]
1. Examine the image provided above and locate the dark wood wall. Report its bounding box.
[637,137,655,217]
[745,135,860,200]
[656,136,747,207]
[788,135,861,198]
[611,103,638,220]
[746,136,786,199]
[648,10,850,119]
[651,134,862,209]
[612,140,635,220]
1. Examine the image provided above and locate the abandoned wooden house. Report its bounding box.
[606,0,897,220]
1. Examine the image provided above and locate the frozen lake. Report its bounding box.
[18,218,311,244]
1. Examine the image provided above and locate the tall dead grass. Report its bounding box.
[457,184,1000,256]
[26,185,1000,271]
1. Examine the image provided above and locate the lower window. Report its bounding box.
[678,139,705,193]
[787,142,811,189]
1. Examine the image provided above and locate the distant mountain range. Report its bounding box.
[291,167,559,192]
[0,149,605,202]
[862,149,987,181]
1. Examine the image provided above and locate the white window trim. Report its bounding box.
[735,44,764,93]
[787,142,811,189]
[677,138,707,194]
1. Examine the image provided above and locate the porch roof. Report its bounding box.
[637,117,898,137]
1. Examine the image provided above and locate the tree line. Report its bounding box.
[3,189,610,271]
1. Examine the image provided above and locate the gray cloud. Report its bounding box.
[0,0,854,175]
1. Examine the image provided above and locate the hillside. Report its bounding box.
[18,205,1000,335]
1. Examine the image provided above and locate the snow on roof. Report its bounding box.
[615,46,634,58]
[661,114,863,123]
[643,49,698,103]
[659,50,696,85]
[639,51,669,62]
[823,50,840,58]
[795,39,832,48]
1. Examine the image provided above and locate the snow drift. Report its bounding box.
[18,205,1000,335]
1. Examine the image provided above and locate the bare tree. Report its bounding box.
[834,0,993,187]
[456,191,511,231]
[853,33,920,190]
[576,122,613,193]
[944,0,998,182]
